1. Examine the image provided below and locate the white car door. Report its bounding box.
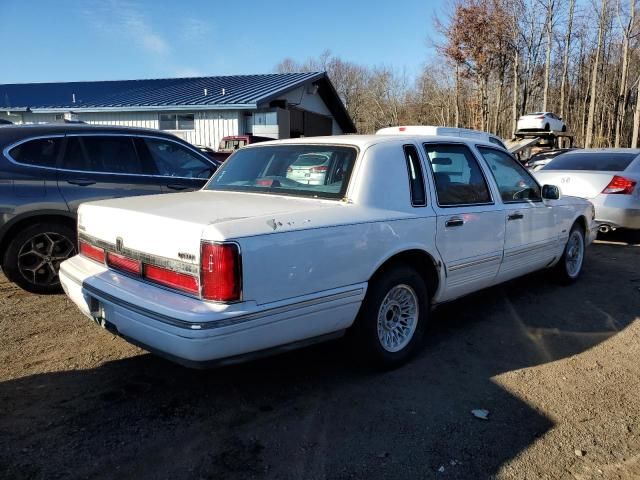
[475,146,559,282]
[422,142,506,301]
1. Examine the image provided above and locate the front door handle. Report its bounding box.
[445,217,464,227]
[508,212,524,221]
[166,184,190,191]
[67,179,96,186]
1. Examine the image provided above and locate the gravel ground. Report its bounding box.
[1,232,639,480]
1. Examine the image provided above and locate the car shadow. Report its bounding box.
[1,241,639,479]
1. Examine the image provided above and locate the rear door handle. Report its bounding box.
[508,212,524,221]
[166,184,190,191]
[445,217,464,227]
[67,179,96,186]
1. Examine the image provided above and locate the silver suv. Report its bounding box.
[0,124,218,293]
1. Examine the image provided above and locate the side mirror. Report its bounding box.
[542,184,560,200]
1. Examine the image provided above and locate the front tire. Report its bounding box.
[554,223,585,284]
[3,222,77,294]
[352,264,429,368]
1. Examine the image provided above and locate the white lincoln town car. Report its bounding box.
[59,132,597,368]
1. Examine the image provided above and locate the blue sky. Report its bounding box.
[0,0,446,84]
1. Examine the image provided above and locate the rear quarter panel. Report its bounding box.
[237,216,439,306]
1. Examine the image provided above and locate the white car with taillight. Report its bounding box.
[60,134,596,368]
[517,112,566,132]
[535,149,640,232]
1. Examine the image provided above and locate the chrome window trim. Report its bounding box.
[204,143,361,201]
[2,134,65,170]
[421,140,496,208]
[403,143,427,207]
[3,132,215,180]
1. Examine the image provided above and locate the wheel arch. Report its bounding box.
[368,248,442,301]
[573,214,588,234]
[0,211,76,266]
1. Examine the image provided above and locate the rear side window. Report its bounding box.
[423,143,492,206]
[9,138,62,167]
[489,137,507,149]
[403,144,426,206]
[544,152,637,171]
[82,136,143,174]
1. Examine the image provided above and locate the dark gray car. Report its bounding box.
[0,124,218,293]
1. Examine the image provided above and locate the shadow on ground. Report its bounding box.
[1,234,639,479]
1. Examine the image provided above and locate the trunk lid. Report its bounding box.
[534,170,618,199]
[77,190,340,264]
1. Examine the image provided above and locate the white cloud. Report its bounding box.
[181,17,211,42]
[83,0,169,56]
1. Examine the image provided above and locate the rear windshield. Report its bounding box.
[205,145,357,199]
[543,152,637,171]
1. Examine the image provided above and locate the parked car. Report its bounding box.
[525,148,575,171]
[215,135,272,161]
[517,112,566,132]
[60,133,596,369]
[535,149,640,232]
[285,153,332,185]
[0,124,219,293]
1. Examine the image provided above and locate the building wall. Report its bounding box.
[1,110,242,149]
[276,86,343,135]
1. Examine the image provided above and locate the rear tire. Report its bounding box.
[553,223,585,284]
[544,123,550,131]
[2,222,77,294]
[351,264,429,368]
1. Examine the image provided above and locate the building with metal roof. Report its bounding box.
[0,72,355,148]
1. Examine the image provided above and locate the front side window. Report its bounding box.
[143,138,213,179]
[423,143,492,206]
[9,137,62,167]
[159,113,195,131]
[207,145,357,199]
[478,147,541,203]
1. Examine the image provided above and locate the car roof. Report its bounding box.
[244,134,502,150]
[0,123,184,146]
[560,148,640,155]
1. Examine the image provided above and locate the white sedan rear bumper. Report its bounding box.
[59,256,364,367]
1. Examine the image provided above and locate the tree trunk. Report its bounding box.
[542,0,554,111]
[615,0,634,147]
[455,64,461,127]
[512,48,520,137]
[559,0,575,120]
[585,0,606,149]
[633,80,640,147]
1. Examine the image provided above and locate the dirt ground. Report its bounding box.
[1,232,640,480]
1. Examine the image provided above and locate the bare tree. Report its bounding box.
[586,0,608,148]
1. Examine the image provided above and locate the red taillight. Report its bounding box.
[602,175,636,195]
[536,115,546,119]
[200,242,241,302]
[79,241,105,264]
[399,127,406,131]
[309,165,328,173]
[144,264,199,295]
[106,252,141,275]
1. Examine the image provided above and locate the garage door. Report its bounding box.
[289,108,332,137]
